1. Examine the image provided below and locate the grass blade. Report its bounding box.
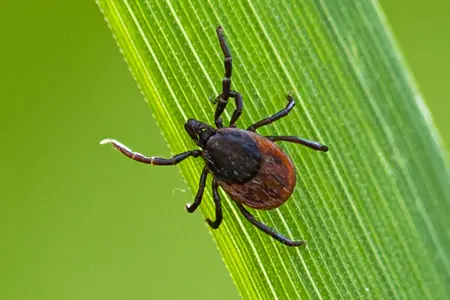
[97,0,450,298]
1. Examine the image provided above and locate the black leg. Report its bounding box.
[217,26,232,101]
[247,94,295,132]
[214,90,243,128]
[206,179,223,229]
[213,26,232,129]
[214,99,227,129]
[100,139,201,165]
[236,203,305,247]
[213,27,244,128]
[228,91,243,127]
[266,136,329,152]
[186,167,209,213]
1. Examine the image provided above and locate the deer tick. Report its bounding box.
[101,26,328,247]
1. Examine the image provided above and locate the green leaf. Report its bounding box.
[97,0,450,298]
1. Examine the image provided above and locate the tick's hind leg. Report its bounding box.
[100,139,201,165]
[206,179,223,229]
[266,136,329,152]
[247,94,295,132]
[236,203,305,247]
[186,167,209,213]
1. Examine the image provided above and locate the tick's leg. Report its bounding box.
[206,179,223,229]
[214,100,227,129]
[266,136,329,152]
[186,167,208,213]
[236,203,305,247]
[214,90,243,128]
[228,91,243,127]
[214,26,241,128]
[100,139,201,165]
[217,26,232,101]
[247,93,295,132]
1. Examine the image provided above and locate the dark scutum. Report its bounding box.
[203,129,261,184]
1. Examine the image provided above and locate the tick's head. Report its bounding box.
[185,119,216,148]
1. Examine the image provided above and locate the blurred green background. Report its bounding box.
[0,1,448,299]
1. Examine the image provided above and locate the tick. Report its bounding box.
[101,26,328,247]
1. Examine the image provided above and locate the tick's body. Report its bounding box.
[101,26,328,247]
[207,128,295,210]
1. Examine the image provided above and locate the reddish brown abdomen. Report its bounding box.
[217,133,296,210]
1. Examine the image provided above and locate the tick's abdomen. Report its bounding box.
[204,128,296,210]
[203,128,262,184]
